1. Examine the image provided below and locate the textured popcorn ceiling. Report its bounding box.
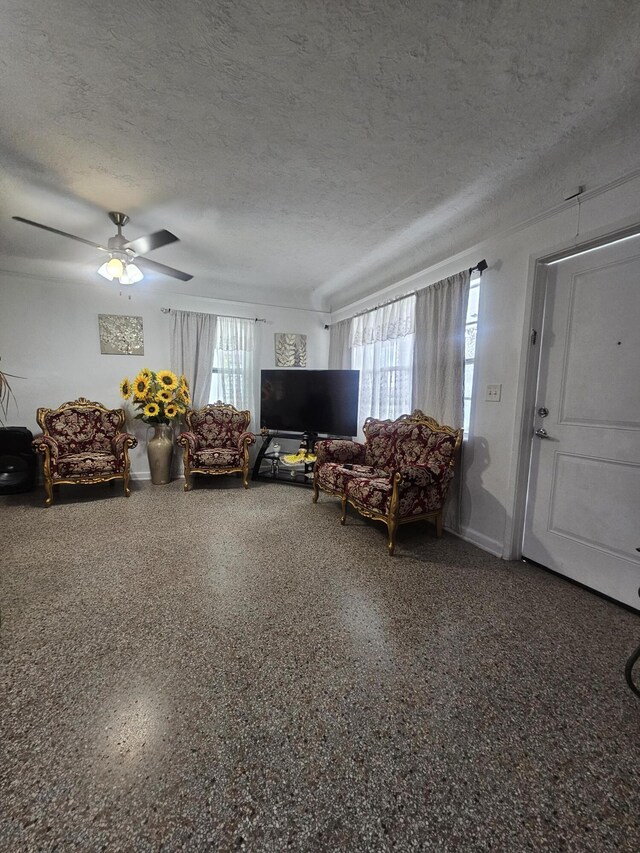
[1,0,639,310]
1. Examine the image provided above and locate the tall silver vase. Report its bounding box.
[147,424,173,485]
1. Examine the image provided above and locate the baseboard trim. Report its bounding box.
[448,524,504,558]
[131,473,184,482]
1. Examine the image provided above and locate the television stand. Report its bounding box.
[251,430,319,487]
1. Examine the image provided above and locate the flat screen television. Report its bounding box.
[260,369,360,437]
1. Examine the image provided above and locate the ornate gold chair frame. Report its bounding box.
[315,411,463,555]
[339,475,440,556]
[33,397,137,507]
[177,402,255,491]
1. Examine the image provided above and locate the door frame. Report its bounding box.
[506,222,640,562]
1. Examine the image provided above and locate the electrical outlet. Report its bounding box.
[486,384,502,402]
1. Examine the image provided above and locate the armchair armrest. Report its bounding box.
[112,432,138,459]
[32,434,60,463]
[177,431,199,454]
[398,463,443,488]
[315,439,366,465]
[238,431,256,449]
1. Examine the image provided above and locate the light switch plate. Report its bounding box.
[486,383,502,402]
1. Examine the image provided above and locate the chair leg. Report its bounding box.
[386,472,401,554]
[625,642,640,697]
[340,494,347,525]
[183,457,192,491]
[312,479,319,503]
[44,477,53,507]
[123,472,131,497]
[435,512,443,537]
[387,518,398,556]
[243,464,250,489]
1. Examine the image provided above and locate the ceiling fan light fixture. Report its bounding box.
[105,256,125,278]
[97,261,114,281]
[97,255,144,285]
[120,262,144,285]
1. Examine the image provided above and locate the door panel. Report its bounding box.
[548,453,640,560]
[560,257,640,427]
[523,237,640,608]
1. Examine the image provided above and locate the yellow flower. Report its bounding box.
[165,403,179,418]
[179,374,189,389]
[140,367,152,380]
[157,370,178,391]
[133,374,150,400]
[144,402,160,418]
[156,389,172,403]
[178,387,191,406]
[119,378,131,400]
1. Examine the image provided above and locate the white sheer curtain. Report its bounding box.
[350,295,416,428]
[170,309,216,408]
[210,316,256,426]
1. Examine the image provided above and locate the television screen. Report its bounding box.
[260,370,360,436]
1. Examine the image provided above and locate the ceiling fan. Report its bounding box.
[12,211,193,283]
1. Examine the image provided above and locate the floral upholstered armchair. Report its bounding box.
[313,410,463,555]
[33,397,137,506]
[177,402,256,490]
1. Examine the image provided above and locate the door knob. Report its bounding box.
[537,407,549,418]
[535,428,551,439]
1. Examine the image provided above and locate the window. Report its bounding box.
[341,275,479,435]
[210,317,256,424]
[463,272,481,434]
[349,295,416,428]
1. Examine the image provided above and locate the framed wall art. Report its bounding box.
[274,332,307,367]
[98,314,144,355]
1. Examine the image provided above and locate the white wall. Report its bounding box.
[0,273,329,478]
[330,171,640,560]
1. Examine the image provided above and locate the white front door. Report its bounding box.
[522,236,640,608]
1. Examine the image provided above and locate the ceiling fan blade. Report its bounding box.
[12,216,108,251]
[123,229,179,256]
[136,256,193,281]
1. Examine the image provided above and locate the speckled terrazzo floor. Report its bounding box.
[1,479,639,852]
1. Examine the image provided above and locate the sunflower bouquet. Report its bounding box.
[119,368,191,424]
